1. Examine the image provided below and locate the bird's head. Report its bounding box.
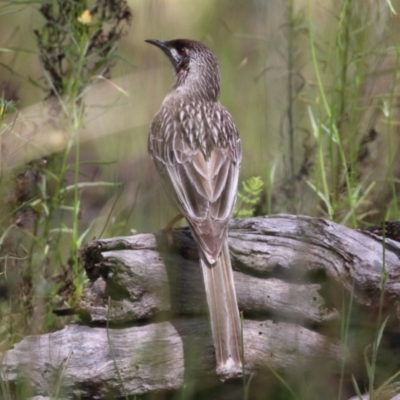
[145,38,220,101]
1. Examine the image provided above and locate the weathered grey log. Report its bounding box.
[80,249,337,325]
[2,215,400,398]
[1,319,340,399]
[79,215,400,324]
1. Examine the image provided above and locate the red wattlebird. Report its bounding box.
[146,38,242,377]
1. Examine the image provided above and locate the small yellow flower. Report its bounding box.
[78,9,92,24]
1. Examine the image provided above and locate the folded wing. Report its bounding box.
[149,101,241,263]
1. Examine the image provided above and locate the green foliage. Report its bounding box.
[0,97,17,120]
[235,176,264,218]
[0,0,131,353]
[34,0,131,101]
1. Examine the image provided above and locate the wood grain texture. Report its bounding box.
[2,320,340,399]
[80,215,400,324]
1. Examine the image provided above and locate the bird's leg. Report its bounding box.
[161,213,183,246]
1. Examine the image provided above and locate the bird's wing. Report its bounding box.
[149,102,241,263]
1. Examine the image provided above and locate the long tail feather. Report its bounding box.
[200,239,242,378]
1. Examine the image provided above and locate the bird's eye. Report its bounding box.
[177,48,186,56]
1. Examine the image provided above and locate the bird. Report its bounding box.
[146,38,242,378]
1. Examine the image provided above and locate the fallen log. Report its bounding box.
[1,319,340,399]
[1,215,400,399]
[79,215,400,323]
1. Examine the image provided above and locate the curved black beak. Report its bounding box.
[145,39,168,51]
[145,38,180,71]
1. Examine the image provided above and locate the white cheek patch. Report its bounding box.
[170,48,180,64]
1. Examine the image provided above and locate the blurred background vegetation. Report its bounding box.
[1,0,400,398]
